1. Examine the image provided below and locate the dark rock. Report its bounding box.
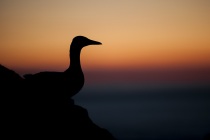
[2,98,116,139]
[0,64,116,139]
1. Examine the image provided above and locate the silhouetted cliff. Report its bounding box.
[2,97,116,139]
[1,64,116,139]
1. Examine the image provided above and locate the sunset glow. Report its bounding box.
[0,0,209,82]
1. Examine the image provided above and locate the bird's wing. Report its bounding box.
[23,71,63,81]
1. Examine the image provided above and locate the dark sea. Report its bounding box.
[73,83,210,140]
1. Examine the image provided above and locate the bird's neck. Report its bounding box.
[68,47,83,72]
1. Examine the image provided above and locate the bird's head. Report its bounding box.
[70,36,102,49]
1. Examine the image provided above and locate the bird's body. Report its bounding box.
[24,69,84,105]
[23,36,101,105]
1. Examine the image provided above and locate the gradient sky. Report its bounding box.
[0,0,210,83]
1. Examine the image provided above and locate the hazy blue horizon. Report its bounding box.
[74,83,210,140]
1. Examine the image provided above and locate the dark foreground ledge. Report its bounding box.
[2,97,116,139]
[1,64,116,139]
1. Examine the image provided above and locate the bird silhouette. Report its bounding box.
[23,36,102,105]
[0,38,117,139]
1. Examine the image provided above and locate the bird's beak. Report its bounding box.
[88,39,102,45]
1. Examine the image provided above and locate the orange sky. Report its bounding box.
[0,0,210,79]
